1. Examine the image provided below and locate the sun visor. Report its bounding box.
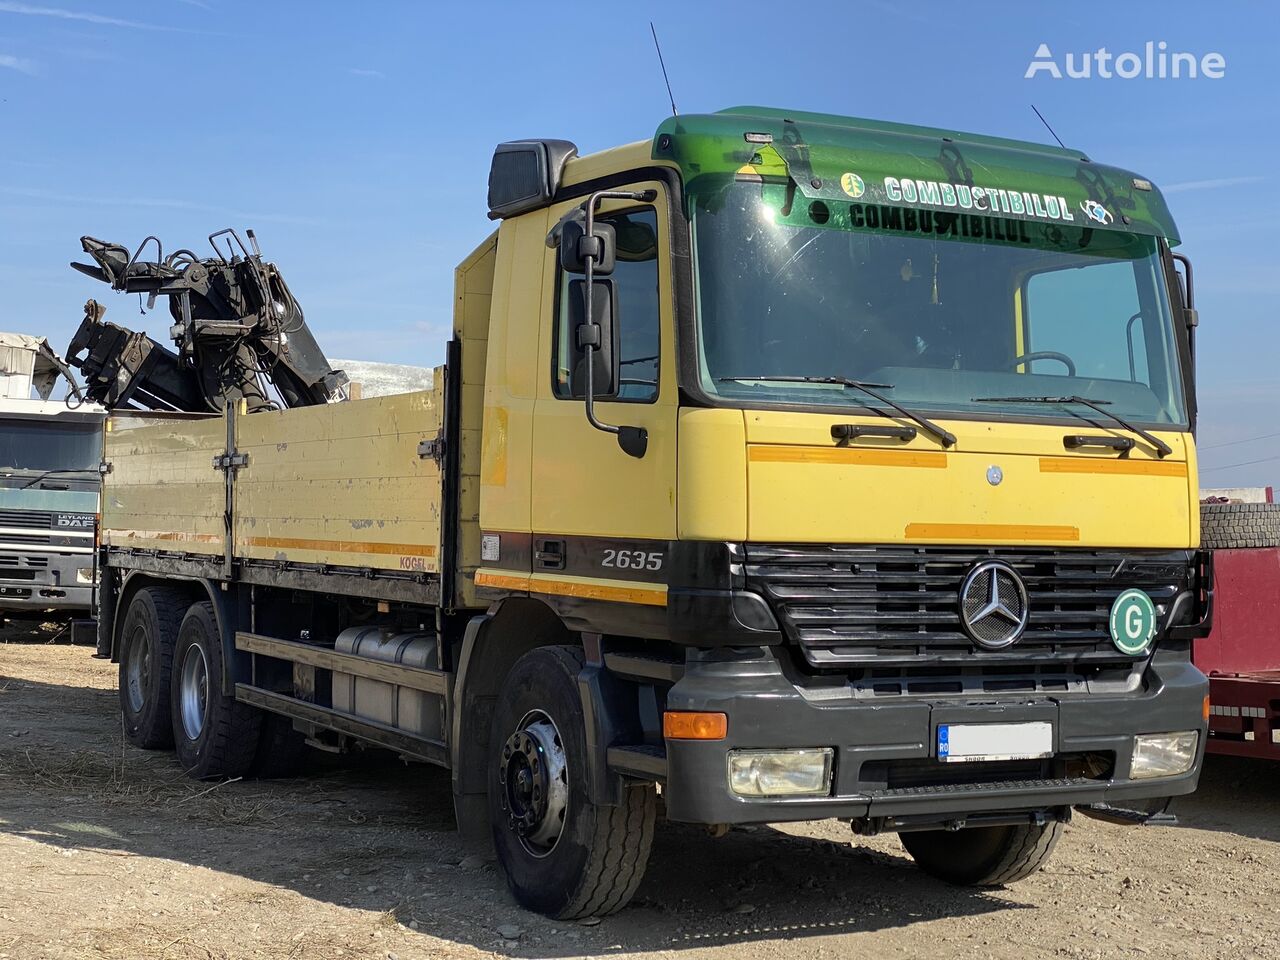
[652,108,1180,245]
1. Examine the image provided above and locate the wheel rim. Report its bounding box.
[498,710,569,858]
[178,643,210,742]
[123,624,150,714]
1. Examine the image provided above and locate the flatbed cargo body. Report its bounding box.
[104,386,445,580]
[94,107,1214,919]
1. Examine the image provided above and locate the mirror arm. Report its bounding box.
[1170,251,1198,367]
[1171,252,1195,310]
[576,190,653,459]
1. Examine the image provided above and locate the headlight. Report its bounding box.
[75,567,96,584]
[1130,731,1198,779]
[728,748,834,798]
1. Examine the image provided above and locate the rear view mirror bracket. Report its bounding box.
[1170,251,1198,375]
[570,189,654,459]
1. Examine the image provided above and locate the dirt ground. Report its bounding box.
[1,631,1278,960]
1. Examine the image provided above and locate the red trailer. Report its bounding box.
[1196,501,1280,760]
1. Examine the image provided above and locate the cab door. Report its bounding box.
[530,179,679,590]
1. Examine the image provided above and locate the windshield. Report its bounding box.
[691,181,1187,427]
[0,419,100,472]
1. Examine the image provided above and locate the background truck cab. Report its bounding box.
[0,333,102,627]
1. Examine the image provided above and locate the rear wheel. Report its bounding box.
[900,820,1063,886]
[170,601,261,779]
[118,587,184,749]
[250,712,310,779]
[488,645,655,919]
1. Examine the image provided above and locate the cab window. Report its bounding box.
[1024,262,1149,384]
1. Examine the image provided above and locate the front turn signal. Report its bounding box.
[664,711,728,741]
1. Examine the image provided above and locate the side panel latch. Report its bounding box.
[212,451,249,471]
[418,434,446,466]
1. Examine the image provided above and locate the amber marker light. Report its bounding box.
[663,711,728,741]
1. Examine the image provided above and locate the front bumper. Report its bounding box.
[661,645,1207,825]
[0,550,94,616]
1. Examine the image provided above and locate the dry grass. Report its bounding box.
[0,743,292,826]
[0,620,67,645]
[0,666,296,827]
[376,900,414,930]
[81,921,230,960]
[0,744,176,803]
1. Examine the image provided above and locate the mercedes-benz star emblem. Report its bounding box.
[959,560,1030,649]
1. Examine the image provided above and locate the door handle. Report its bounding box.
[534,538,566,570]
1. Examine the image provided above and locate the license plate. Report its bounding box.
[937,721,1053,763]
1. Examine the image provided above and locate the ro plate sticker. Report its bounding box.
[1109,589,1157,654]
[937,725,950,759]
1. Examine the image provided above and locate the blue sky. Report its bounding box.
[0,1,1276,487]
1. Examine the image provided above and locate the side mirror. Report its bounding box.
[568,278,618,398]
[560,220,616,276]
[1170,251,1198,368]
[555,187,653,460]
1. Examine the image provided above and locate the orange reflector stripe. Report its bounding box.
[904,522,1080,542]
[1203,695,1211,723]
[663,711,728,741]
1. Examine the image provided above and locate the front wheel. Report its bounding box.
[900,820,1063,886]
[488,645,655,919]
[170,601,262,780]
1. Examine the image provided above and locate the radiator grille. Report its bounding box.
[0,509,53,530]
[741,544,1191,669]
[0,532,54,545]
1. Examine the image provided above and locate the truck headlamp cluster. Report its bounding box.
[727,748,834,798]
[1130,731,1198,779]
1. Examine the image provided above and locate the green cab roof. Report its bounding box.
[652,106,1179,244]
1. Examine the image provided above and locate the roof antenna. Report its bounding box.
[650,22,678,117]
[1031,104,1066,149]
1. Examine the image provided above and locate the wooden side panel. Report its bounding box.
[101,413,225,555]
[452,233,496,608]
[233,387,444,574]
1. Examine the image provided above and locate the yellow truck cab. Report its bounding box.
[97,107,1213,919]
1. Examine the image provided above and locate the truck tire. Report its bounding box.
[899,820,1063,886]
[488,645,655,919]
[1200,502,1280,549]
[170,601,262,780]
[250,713,309,779]
[118,587,185,749]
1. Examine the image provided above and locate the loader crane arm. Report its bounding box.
[65,229,348,412]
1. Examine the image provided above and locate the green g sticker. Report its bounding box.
[1110,589,1157,654]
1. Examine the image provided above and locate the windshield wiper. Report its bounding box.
[13,468,99,489]
[971,395,1173,458]
[720,375,957,448]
